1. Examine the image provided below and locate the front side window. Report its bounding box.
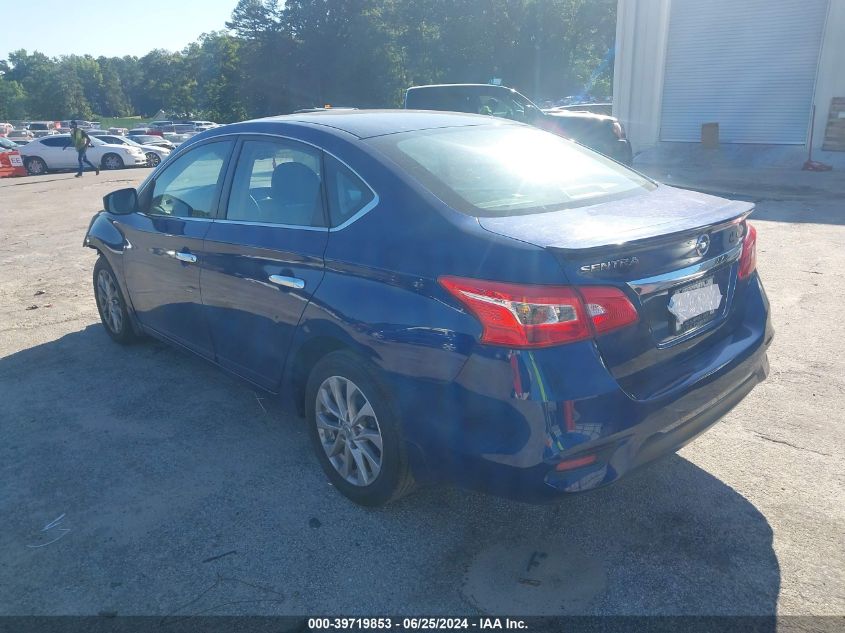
[369,125,655,217]
[146,141,233,218]
[324,155,375,227]
[225,139,325,227]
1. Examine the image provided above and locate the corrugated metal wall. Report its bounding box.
[660,0,829,144]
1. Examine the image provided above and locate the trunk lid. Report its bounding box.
[477,185,754,400]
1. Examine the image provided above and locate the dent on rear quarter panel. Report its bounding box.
[85,213,124,252]
[84,212,127,274]
[303,268,477,381]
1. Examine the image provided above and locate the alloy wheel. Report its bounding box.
[27,158,45,175]
[315,375,384,486]
[96,268,123,334]
[103,154,123,170]
[146,152,160,167]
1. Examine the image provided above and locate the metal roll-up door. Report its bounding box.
[660,0,829,144]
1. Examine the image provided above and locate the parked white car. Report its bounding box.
[90,133,171,167]
[7,130,34,142]
[19,135,148,175]
[162,132,192,145]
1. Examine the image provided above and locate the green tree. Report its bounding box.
[188,32,248,122]
[226,0,282,38]
[96,57,133,116]
[136,49,196,117]
[0,76,27,120]
[1,0,618,120]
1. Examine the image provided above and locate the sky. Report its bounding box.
[2,0,237,59]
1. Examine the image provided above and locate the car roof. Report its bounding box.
[246,109,506,139]
[407,83,514,89]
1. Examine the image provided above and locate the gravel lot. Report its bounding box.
[1,168,843,617]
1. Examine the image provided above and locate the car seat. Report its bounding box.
[258,161,322,226]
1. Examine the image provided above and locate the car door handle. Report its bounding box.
[269,275,305,289]
[167,250,197,264]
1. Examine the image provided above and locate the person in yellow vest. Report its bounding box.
[69,121,99,177]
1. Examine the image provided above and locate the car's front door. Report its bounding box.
[120,139,234,358]
[38,137,75,168]
[200,136,329,390]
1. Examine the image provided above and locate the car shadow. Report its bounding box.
[0,325,779,619]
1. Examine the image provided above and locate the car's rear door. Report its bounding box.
[120,138,235,358]
[200,135,329,390]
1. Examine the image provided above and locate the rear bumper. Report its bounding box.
[542,343,769,498]
[392,272,772,501]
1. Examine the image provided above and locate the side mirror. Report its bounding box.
[103,188,138,215]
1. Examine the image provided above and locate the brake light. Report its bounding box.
[738,223,757,280]
[438,277,638,348]
[578,286,640,335]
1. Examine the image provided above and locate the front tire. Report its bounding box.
[305,351,415,506]
[145,152,161,167]
[102,153,124,170]
[93,257,135,344]
[25,157,47,175]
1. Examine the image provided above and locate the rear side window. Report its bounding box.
[40,137,71,148]
[225,139,325,227]
[146,141,233,218]
[324,155,375,228]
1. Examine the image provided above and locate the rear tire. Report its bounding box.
[93,257,136,344]
[25,157,47,175]
[305,350,415,506]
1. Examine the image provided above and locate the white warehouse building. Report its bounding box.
[612,0,845,156]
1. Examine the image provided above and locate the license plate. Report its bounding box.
[668,276,723,334]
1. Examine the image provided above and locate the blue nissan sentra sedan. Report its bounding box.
[84,111,772,506]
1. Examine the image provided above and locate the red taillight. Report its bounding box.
[555,454,597,471]
[738,223,757,280]
[438,277,638,348]
[578,286,640,335]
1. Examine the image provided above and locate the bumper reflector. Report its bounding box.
[555,454,597,471]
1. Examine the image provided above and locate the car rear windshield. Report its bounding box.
[368,124,655,217]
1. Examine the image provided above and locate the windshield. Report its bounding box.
[369,124,654,217]
[133,135,160,143]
